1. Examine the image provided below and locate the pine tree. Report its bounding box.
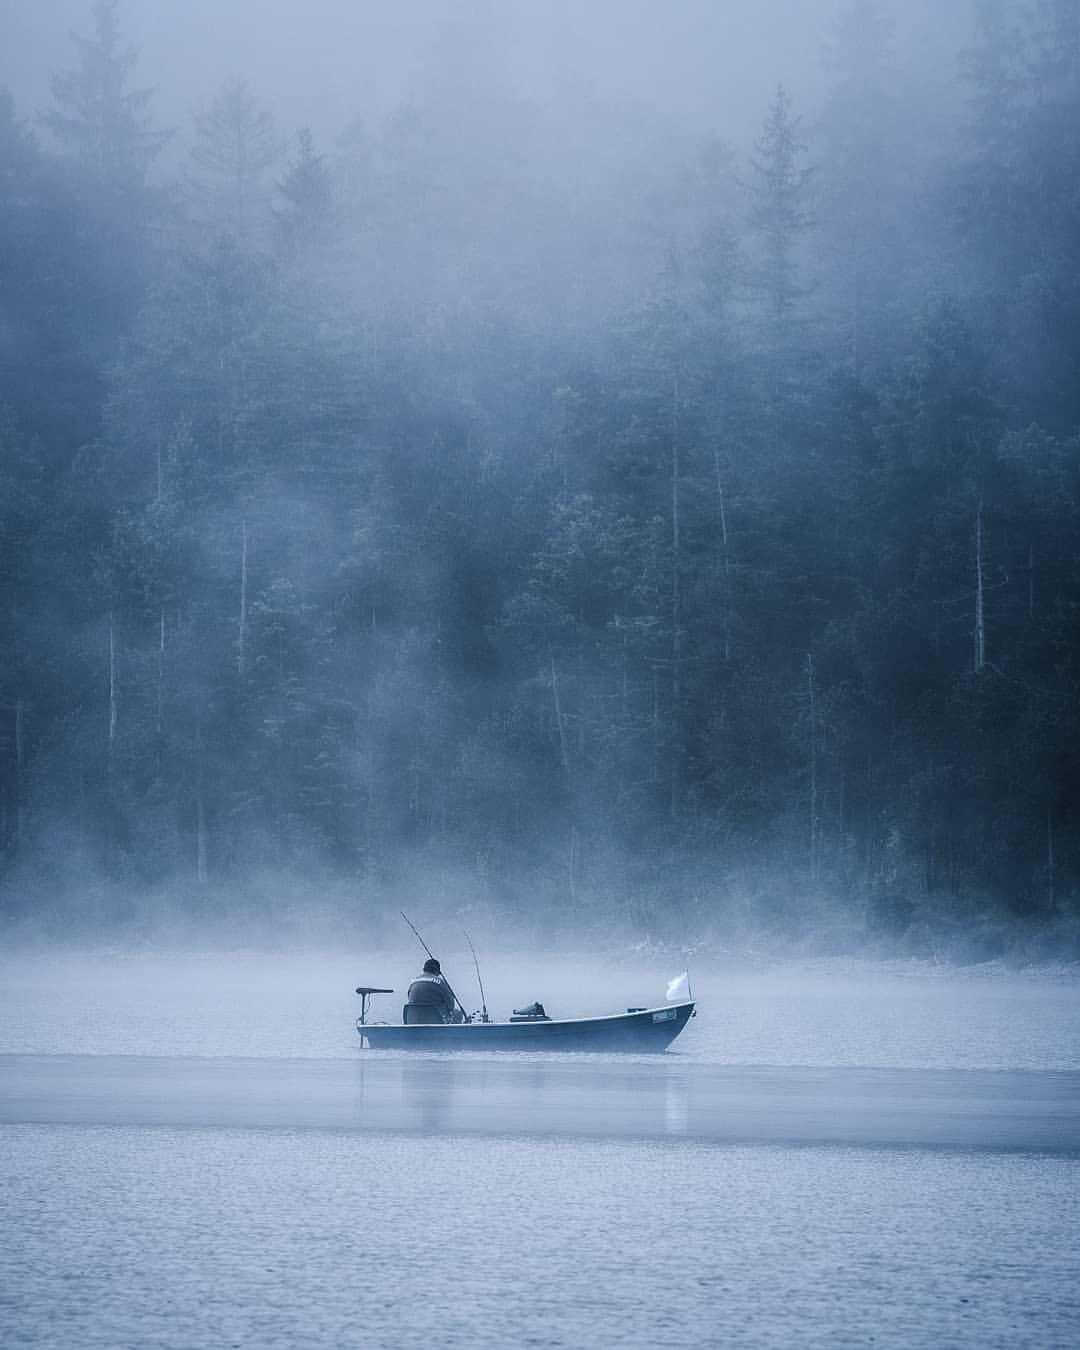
[274,129,334,260]
[1017,0,1080,428]
[41,0,169,192]
[187,79,280,246]
[1027,0,1080,100]
[39,1,168,344]
[963,0,1026,163]
[747,86,811,337]
[817,1,905,374]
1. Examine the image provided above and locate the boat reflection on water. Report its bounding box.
[351,1055,694,1140]
[665,1074,690,1135]
[399,1059,456,1135]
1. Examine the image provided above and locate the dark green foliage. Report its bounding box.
[2,1,1079,949]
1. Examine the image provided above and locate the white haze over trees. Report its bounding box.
[0,0,1078,957]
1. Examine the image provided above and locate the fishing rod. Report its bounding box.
[463,929,489,1023]
[400,910,470,1023]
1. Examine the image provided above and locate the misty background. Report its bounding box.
[1,0,1078,956]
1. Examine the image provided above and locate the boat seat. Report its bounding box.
[403,1003,445,1025]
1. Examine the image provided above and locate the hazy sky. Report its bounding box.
[2,0,968,151]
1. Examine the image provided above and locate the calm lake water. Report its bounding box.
[2,950,1079,1348]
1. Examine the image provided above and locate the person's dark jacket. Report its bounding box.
[406,972,456,1023]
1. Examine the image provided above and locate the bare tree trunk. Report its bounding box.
[550,654,570,778]
[229,349,244,459]
[670,373,682,820]
[409,729,422,822]
[78,769,88,860]
[365,708,380,881]
[157,608,166,742]
[217,350,226,458]
[652,666,662,786]
[974,501,986,673]
[238,517,248,678]
[807,652,818,885]
[576,645,586,760]
[554,385,570,492]
[14,697,24,852]
[108,615,118,748]
[1062,0,1080,94]
[1028,542,1035,620]
[1047,809,1056,915]
[714,450,732,662]
[568,824,578,907]
[195,709,207,883]
[104,615,119,872]
[620,623,629,722]
[196,793,207,883]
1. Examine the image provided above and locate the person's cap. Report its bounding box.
[422,957,441,975]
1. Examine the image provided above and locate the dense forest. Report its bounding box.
[1,1,1078,954]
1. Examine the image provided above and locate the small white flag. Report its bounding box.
[666,970,690,1001]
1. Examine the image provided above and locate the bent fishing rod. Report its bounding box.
[463,929,489,1023]
[400,910,470,1022]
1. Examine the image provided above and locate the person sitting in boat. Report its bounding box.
[405,958,462,1024]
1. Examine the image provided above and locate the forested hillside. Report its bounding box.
[2,1,1078,953]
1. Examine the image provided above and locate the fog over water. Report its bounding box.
[3,950,1080,1346]
[4,947,1080,1069]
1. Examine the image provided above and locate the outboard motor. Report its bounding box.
[510,1001,550,1022]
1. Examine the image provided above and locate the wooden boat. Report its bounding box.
[354,991,696,1052]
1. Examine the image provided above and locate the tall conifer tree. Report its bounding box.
[42,0,168,191]
[187,79,280,246]
[748,86,811,337]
